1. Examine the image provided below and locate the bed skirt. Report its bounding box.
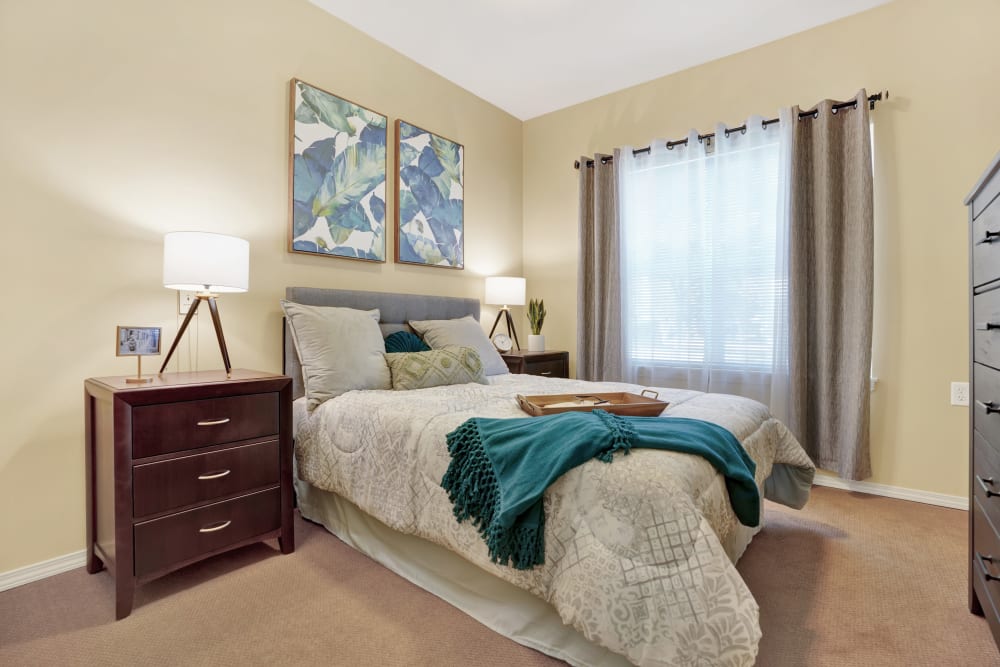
[294,476,634,667]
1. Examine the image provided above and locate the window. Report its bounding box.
[618,124,787,398]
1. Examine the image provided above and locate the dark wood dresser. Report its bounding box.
[501,350,569,378]
[84,369,294,619]
[967,149,1000,648]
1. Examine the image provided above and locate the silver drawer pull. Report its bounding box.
[978,230,1000,245]
[977,322,1000,331]
[977,552,1000,582]
[540,371,552,376]
[197,417,231,427]
[978,475,1000,498]
[199,520,232,533]
[197,469,231,481]
[976,400,1000,415]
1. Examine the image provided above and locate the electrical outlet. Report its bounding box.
[951,381,969,406]
[178,291,198,315]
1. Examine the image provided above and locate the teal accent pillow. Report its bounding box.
[384,330,431,353]
[386,346,488,390]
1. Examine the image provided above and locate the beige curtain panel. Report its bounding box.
[787,89,875,480]
[576,154,622,381]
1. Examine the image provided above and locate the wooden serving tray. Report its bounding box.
[516,390,668,417]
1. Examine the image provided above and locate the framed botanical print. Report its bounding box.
[288,79,387,262]
[394,120,464,269]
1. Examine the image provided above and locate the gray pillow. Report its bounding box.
[281,300,391,409]
[408,315,508,376]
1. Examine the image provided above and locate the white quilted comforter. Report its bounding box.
[293,374,814,666]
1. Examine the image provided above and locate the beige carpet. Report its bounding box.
[0,486,995,666]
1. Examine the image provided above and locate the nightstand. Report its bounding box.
[501,350,569,378]
[84,369,294,619]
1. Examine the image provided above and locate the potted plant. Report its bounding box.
[527,299,546,351]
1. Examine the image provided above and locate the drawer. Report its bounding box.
[132,392,278,458]
[527,359,568,378]
[975,431,1000,529]
[975,287,1000,370]
[974,363,1000,448]
[973,499,1000,623]
[973,203,1000,288]
[132,440,279,518]
[134,487,280,578]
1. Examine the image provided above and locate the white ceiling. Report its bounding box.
[310,0,890,120]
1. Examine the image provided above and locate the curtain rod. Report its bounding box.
[573,91,888,169]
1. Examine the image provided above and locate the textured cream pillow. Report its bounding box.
[281,301,391,409]
[386,346,488,390]
[408,315,509,376]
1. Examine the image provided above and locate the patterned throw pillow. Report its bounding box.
[386,346,488,390]
[384,330,431,353]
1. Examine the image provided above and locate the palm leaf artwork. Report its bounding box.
[289,79,387,261]
[394,120,464,268]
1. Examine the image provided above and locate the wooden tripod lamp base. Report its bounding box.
[159,293,233,377]
[488,306,521,351]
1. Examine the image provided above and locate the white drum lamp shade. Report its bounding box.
[163,231,249,293]
[484,276,526,307]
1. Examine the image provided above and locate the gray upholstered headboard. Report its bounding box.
[282,287,481,400]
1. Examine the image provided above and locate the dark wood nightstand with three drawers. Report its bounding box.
[84,369,294,619]
[501,350,569,378]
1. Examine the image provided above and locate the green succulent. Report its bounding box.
[527,299,546,335]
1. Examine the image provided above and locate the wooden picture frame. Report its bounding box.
[287,78,388,263]
[394,119,464,269]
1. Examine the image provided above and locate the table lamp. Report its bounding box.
[485,276,526,350]
[159,231,249,377]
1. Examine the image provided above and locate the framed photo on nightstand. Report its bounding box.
[116,326,161,357]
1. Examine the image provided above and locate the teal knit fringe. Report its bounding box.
[442,420,545,569]
[593,410,636,462]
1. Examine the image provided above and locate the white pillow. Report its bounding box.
[281,301,391,409]
[408,315,509,376]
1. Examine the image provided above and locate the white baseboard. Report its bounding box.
[812,475,968,510]
[0,550,86,593]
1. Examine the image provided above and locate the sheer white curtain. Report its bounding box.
[617,112,793,421]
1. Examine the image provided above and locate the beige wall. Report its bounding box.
[0,0,523,571]
[523,0,1000,498]
[3,0,995,573]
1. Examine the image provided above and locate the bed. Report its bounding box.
[282,287,815,667]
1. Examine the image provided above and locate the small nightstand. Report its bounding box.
[501,350,569,378]
[84,369,294,619]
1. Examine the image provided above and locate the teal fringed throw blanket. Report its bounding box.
[441,410,758,570]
